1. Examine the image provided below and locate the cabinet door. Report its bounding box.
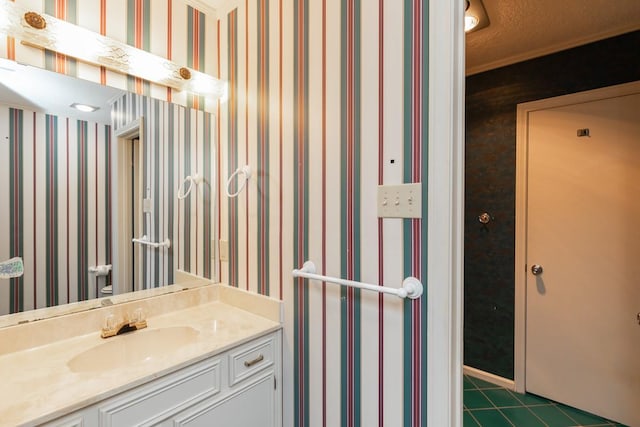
[174,372,275,427]
[40,406,98,427]
[98,358,220,426]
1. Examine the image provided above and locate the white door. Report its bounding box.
[525,87,640,426]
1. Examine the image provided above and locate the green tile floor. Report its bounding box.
[463,375,627,427]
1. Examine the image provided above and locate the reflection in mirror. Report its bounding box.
[0,59,218,318]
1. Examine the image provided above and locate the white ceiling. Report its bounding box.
[0,59,124,124]
[466,0,640,75]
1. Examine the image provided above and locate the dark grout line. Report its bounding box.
[465,408,483,427]
[523,405,550,427]
[463,375,621,427]
[475,387,517,427]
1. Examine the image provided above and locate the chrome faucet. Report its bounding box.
[101,308,147,338]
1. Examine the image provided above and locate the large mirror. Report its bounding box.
[0,59,218,323]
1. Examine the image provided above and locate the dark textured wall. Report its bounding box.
[464,31,640,379]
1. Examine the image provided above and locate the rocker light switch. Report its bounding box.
[377,183,422,218]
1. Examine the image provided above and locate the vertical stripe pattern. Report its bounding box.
[9,108,24,313]
[5,0,15,61]
[127,0,151,95]
[182,109,191,273]
[293,0,310,426]
[403,1,429,426]
[377,1,385,424]
[44,0,77,76]
[1,92,215,315]
[187,6,206,109]
[111,93,216,288]
[45,115,59,307]
[100,0,107,84]
[1,1,433,425]
[219,1,430,426]
[321,0,328,423]
[340,2,362,426]
[216,19,222,281]
[227,10,239,287]
[257,0,270,296]
[77,120,88,301]
[166,0,173,102]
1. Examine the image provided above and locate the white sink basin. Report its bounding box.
[68,326,200,373]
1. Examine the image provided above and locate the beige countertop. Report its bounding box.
[0,284,282,427]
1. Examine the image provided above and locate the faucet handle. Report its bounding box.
[100,309,147,339]
[130,307,145,322]
[129,307,147,329]
[101,313,123,338]
[103,313,118,331]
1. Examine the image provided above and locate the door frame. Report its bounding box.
[428,0,466,425]
[112,117,145,296]
[513,80,640,393]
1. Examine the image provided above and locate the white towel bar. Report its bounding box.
[292,261,423,299]
[132,235,171,249]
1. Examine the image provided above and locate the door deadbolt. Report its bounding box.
[531,264,543,275]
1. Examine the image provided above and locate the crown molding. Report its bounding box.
[466,24,640,76]
[183,0,218,18]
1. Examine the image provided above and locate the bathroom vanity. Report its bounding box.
[0,284,283,427]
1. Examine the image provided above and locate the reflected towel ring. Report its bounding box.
[177,173,202,200]
[226,165,251,198]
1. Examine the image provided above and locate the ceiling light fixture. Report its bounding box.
[0,1,227,100]
[465,15,480,32]
[465,0,490,34]
[70,103,99,113]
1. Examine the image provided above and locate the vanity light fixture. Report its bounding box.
[70,103,99,113]
[0,1,227,100]
[465,0,490,33]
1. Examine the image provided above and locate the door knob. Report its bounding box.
[637,313,640,325]
[531,264,543,275]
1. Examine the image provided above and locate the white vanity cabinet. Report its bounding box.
[44,330,281,427]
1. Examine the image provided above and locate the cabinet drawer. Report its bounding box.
[228,335,275,386]
[98,357,221,426]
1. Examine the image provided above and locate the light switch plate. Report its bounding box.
[143,198,152,213]
[377,183,422,218]
[219,240,229,262]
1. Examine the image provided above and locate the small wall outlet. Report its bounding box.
[219,240,229,262]
[377,183,422,218]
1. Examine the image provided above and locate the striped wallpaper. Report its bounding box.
[1,0,431,424]
[0,94,216,316]
[217,0,429,425]
[0,0,218,315]
[111,92,217,289]
[44,0,78,75]
[126,0,152,96]
[0,106,111,315]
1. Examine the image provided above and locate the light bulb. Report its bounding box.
[465,15,479,32]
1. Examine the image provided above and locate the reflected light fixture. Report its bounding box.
[465,0,490,33]
[70,103,99,113]
[0,1,227,100]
